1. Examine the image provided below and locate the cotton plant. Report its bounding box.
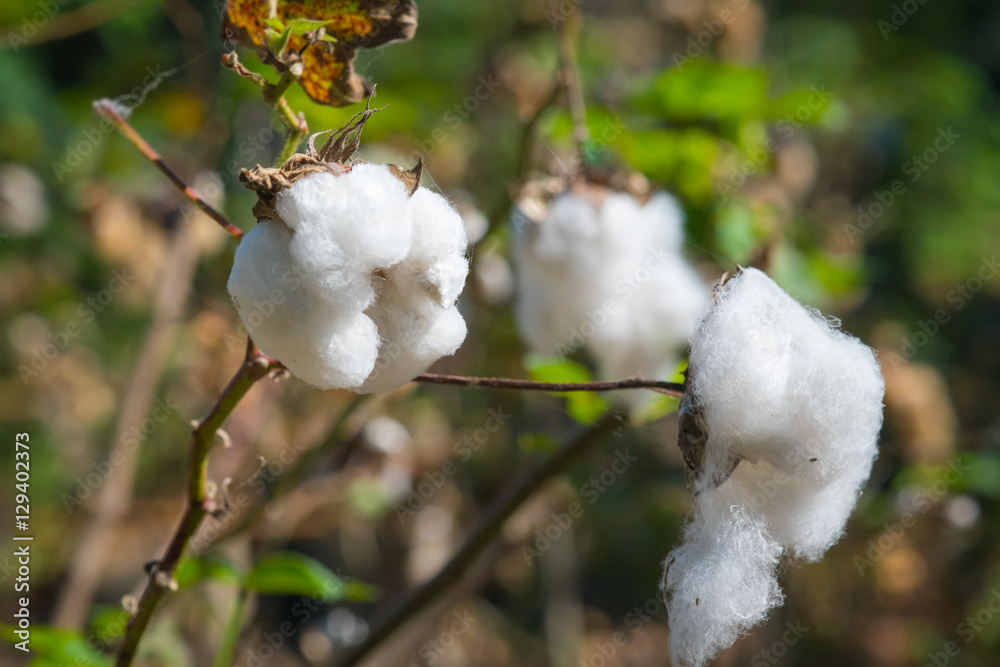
[662,267,885,666]
[227,129,470,393]
[513,184,709,407]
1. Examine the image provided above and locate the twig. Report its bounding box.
[115,340,281,667]
[93,99,244,240]
[221,53,309,164]
[555,6,589,157]
[332,413,624,667]
[413,373,685,397]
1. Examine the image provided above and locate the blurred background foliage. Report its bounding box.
[1,0,999,665]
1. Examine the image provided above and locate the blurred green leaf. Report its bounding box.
[525,356,608,424]
[637,62,769,122]
[0,625,111,666]
[175,556,246,589]
[518,432,559,452]
[246,552,377,602]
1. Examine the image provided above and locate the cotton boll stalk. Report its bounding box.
[661,267,884,667]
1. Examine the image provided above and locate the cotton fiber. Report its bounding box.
[228,163,469,392]
[662,267,884,666]
[513,190,708,407]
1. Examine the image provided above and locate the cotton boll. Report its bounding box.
[278,310,380,390]
[662,267,884,666]
[274,165,413,309]
[662,501,784,667]
[396,187,469,307]
[359,279,467,394]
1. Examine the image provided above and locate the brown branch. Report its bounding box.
[556,5,589,158]
[413,373,685,397]
[333,413,625,667]
[115,341,281,667]
[93,99,244,240]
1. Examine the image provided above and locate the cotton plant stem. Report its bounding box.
[93,99,244,240]
[332,414,624,667]
[212,588,249,667]
[413,373,685,397]
[115,341,281,667]
[556,8,589,157]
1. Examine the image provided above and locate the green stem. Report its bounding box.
[213,588,249,667]
[115,341,280,667]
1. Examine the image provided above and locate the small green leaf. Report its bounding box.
[175,556,246,589]
[88,605,130,644]
[518,432,559,452]
[269,26,293,58]
[264,17,286,30]
[525,355,593,384]
[1,625,112,666]
[246,552,377,602]
[284,18,333,35]
[566,391,608,424]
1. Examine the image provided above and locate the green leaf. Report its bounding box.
[518,432,559,452]
[284,18,333,35]
[88,605,130,645]
[264,17,286,30]
[620,128,718,202]
[175,556,246,589]
[525,355,593,384]
[525,356,608,424]
[638,62,769,122]
[0,625,112,666]
[566,391,608,424]
[269,26,293,58]
[246,552,377,602]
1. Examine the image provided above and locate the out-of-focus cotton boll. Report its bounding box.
[228,163,469,393]
[513,189,708,408]
[661,267,884,667]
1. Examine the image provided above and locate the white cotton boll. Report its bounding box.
[662,267,884,666]
[514,189,708,410]
[397,187,470,307]
[280,310,380,390]
[359,280,467,394]
[228,220,381,390]
[229,162,470,393]
[662,501,784,667]
[275,165,413,309]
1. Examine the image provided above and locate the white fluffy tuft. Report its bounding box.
[228,165,469,392]
[662,268,884,666]
[514,190,709,408]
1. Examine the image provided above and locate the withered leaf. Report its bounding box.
[222,0,418,107]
